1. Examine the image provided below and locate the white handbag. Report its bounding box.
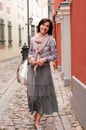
[17,59,28,85]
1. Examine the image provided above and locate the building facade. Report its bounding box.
[29,0,48,38]
[54,0,86,129]
[0,0,48,61]
[54,0,71,86]
[0,0,28,61]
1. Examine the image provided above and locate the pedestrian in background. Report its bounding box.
[27,18,58,130]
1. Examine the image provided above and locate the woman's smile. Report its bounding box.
[40,22,50,36]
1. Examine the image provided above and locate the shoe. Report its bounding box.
[35,125,43,130]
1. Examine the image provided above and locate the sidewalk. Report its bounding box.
[0,58,21,121]
[0,58,83,130]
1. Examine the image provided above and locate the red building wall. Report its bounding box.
[54,0,64,66]
[54,0,64,15]
[71,0,86,84]
[56,23,61,66]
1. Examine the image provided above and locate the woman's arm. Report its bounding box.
[28,38,37,65]
[45,37,57,62]
[28,38,34,59]
[37,37,57,66]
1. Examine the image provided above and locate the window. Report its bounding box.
[18,25,22,46]
[16,0,24,9]
[31,25,35,37]
[0,2,3,11]
[21,0,24,9]
[0,19,5,47]
[8,21,12,47]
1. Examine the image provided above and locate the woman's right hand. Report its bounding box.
[29,57,37,65]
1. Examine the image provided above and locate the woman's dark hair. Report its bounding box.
[37,18,53,35]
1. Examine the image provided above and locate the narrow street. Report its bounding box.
[0,58,83,130]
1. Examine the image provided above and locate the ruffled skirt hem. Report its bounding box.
[27,64,58,115]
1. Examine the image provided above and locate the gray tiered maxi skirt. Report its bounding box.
[27,62,58,115]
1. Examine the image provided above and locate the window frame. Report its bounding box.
[18,25,22,46]
[8,21,12,47]
[0,19,5,47]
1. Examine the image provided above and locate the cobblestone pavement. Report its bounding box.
[0,58,21,120]
[0,58,83,130]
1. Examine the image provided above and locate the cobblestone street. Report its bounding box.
[0,58,83,130]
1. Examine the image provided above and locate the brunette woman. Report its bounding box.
[27,18,58,130]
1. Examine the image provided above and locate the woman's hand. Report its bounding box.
[37,58,46,66]
[29,57,37,65]
[52,60,58,70]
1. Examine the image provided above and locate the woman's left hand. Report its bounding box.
[37,58,46,66]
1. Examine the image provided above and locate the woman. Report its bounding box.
[27,18,58,130]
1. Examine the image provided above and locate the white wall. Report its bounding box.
[29,0,48,35]
[0,0,48,61]
[0,0,27,61]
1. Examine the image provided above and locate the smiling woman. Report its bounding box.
[27,18,58,130]
[39,22,50,36]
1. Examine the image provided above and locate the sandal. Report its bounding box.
[35,125,43,130]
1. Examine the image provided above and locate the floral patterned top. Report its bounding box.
[28,36,57,62]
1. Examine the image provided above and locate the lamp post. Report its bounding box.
[29,16,33,40]
[29,17,33,25]
[27,0,30,47]
[27,1,33,47]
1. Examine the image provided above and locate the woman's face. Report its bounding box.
[39,22,50,36]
